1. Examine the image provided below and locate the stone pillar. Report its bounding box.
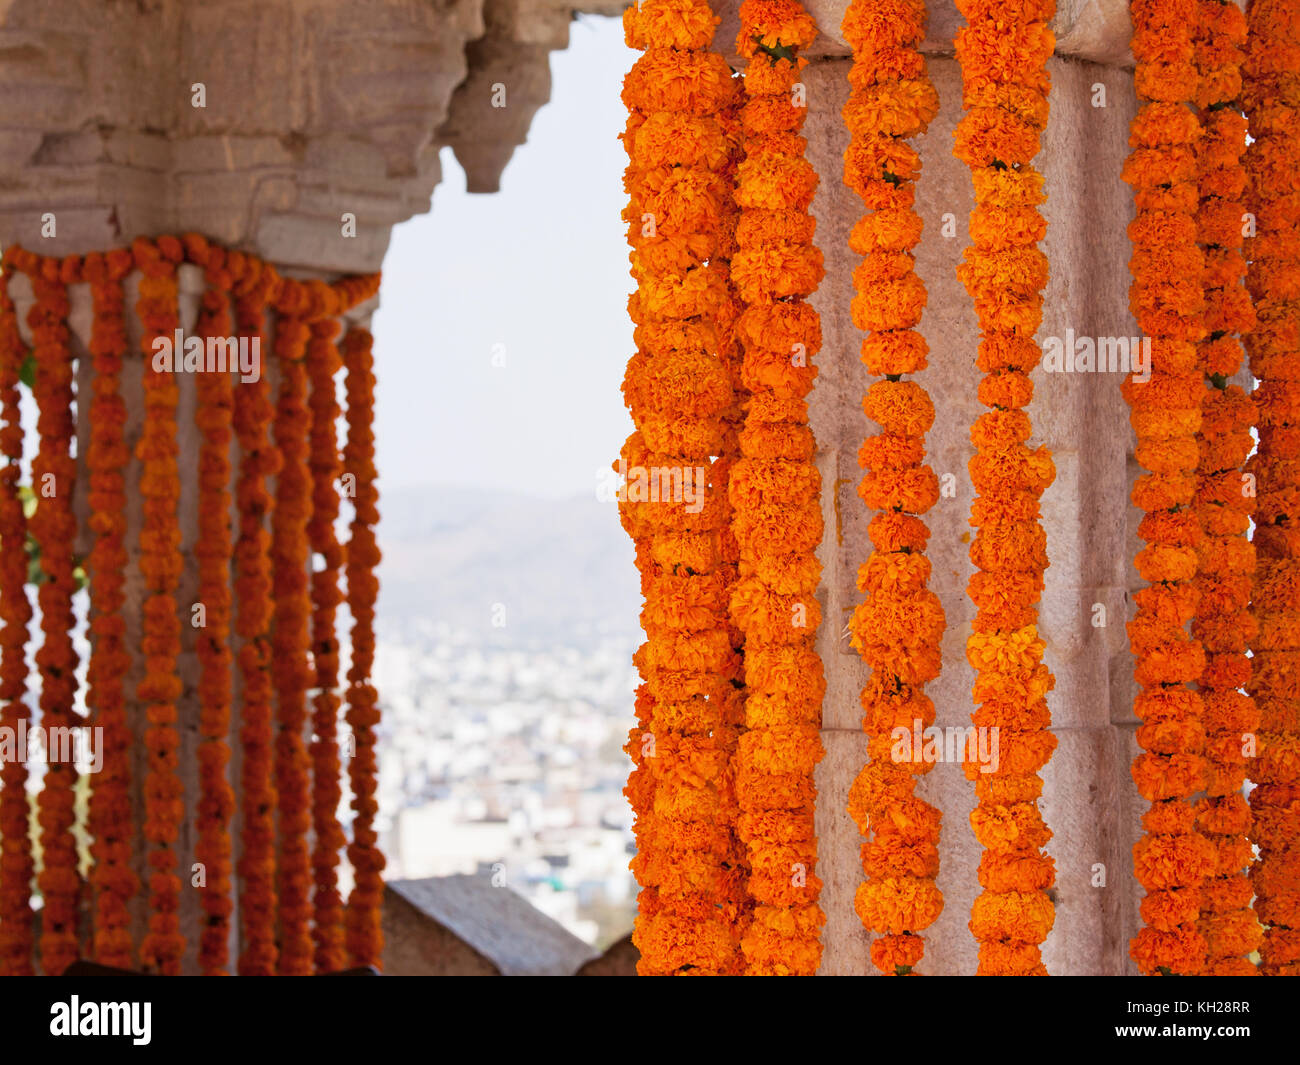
[714,0,1147,974]
[0,0,611,973]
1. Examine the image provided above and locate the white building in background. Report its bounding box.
[393,803,515,880]
[369,620,641,947]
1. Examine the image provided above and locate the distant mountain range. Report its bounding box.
[375,485,641,648]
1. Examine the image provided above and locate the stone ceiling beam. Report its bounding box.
[0,0,629,274]
[717,0,1135,66]
[0,0,1141,279]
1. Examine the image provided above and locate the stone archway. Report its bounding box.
[0,0,1171,974]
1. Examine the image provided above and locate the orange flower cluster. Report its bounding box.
[954,0,1059,976]
[839,0,944,976]
[231,255,283,976]
[715,64,754,961]
[619,0,747,976]
[23,257,82,977]
[1123,0,1216,977]
[0,270,34,976]
[307,318,347,974]
[729,0,827,976]
[84,249,138,970]
[186,236,238,975]
[132,236,187,975]
[271,302,315,975]
[1243,0,1300,977]
[267,277,374,976]
[0,238,380,975]
[342,325,385,970]
[222,257,380,976]
[1189,0,1262,976]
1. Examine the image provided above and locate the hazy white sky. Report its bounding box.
[371,16,636,500]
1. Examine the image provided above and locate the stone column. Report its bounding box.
[715,0,1146,974]
[0,0,609,973]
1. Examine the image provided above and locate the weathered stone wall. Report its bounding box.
[382,890,502,975]
[0,0,623,268]
[716,0,1135,63]
[791,0,1252,975]
[801,51,1143,975]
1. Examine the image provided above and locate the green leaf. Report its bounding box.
[26,539,44,586]
[19,353,35,389]
[752,35,796,64]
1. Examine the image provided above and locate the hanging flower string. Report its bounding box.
[0,268,35,976]
[231,254,283,976]
[83,248,138,969]
[715,72,754,960]
[270,292,316,975]
[1123,0,1216,976]
[954,0,1059,976]
[28,256,81,977]
[620,0,745,975]
[307,317,348,974]
[840,0,945,977]
[617,151,664,980]
[1244,0,1300,977]
[0,239,378,974]
[1188,0,1262,976]
[132,236,187,975]
[729,0,828,976]
[186,235,239,975]
[342,324,385,969]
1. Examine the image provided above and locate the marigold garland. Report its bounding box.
[620,0,748,976]
[729,0,828,976]
[132,236,187,975]
[231,254,282,976]
[28,257,83,977]
[840,0,945,976]
[342,325,385,969]
[83,247,138,970]
[715,72,755,961]
[1243,0,1300,977]
[954,0,1059,976]
[1123,0,1216,976]
[185,235,238,975]
[271,291,317,975]
[0,269,35,976]
[0,238,379,975]
[307,317,348,974]
[1189,0,1262,976]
